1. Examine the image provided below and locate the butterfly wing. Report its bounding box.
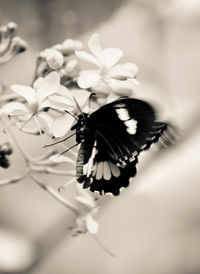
[88,98,167,162]
[76,98,168,195]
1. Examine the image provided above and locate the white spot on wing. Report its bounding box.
[83,163,88,175]
[96,161,103,180]
[125,119,137,135]
[103,161,111,180]
[86,141,97,177]
[115,108,130,121]
[105,192,113,197]
[109,161,120,177]
[92,162,98,176]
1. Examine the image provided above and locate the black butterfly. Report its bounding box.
[70,97,173,196]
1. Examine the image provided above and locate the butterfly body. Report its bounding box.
[72,98,168,195]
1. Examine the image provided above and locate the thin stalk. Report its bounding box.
[0,173,28,186]
[30,173,79,216]
[91,233,116,258]
[0,93,21,103]
[31,57,43,85]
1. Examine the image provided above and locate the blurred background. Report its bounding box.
[0,0,200,273]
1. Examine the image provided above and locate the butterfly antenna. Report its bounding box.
[73,96,86,124]
[64,110,79,121]
[90,233,116,258]
[44,131,79,148]
[59,143,79,156]
[34,116,46,146]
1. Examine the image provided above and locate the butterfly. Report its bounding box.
[70,97,174,196]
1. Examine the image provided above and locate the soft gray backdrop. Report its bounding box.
[0,0,200,273]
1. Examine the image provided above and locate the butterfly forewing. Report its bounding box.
[88,98,156,161]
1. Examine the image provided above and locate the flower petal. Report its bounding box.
[55,85,72,97]
[75,196,94,210]
[11,85,35,104]
[75,183,95,208]
[46,95,76,112]
[52,113,75,138]
[109,62,139,80]
[88,33,104,66]
[33,77,43,89]
[37,112,55,136]
[92,80,112,95]
[36,71,60,102]
[55,39,83,55]
[77,70,101,89]
[72,89,91,113]
[75,50,100,67]
[103,47,123,69]
[86,215,98,234]
[109,79,139,96]
[0,102,30,115]
[105,92,121,103]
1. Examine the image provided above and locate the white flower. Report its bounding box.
[47,88,91,138]
[75,33,139,96]
[0,72,82,137]
[1,71,59,116]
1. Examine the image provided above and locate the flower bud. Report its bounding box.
[0,142,13,155]
[109,78,139,96]
[12,37,27,53]
[0,156,10,168]
[0,142,12,169]
[109,63,139,80]
[45,49,64,70]
[7,22,17,37]
[54,39,83,56]
[65,59,79,77]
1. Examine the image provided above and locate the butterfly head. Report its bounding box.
[71,113,91,144]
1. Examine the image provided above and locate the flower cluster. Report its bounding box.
[75,33,139,97]
[0,27,139,239]
[35,38,83,87]
[1,33,139,138]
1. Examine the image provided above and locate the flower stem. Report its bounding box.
[31,56,42,85]
[0,93,21,104]
[0,173,28,186]
[33,149,58,161]
[91,233,116,258]
[30,173,79,216]
[29,164,76,176]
